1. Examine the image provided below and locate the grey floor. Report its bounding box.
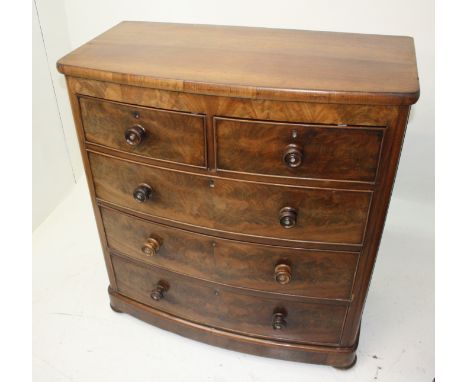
[33,177,434,382]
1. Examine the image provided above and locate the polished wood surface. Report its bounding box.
[80,96,206,168]
[89,152,372,245]
[59,22,419,368]
[108,288,358,367]
[101,207,359,300]
[214,117,384,182]
[57,21,419,105]
[70,77,400,127]
[112,253,347,345]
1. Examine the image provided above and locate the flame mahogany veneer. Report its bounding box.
[58,21,419,368]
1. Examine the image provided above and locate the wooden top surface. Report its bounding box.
[57,21,419,105]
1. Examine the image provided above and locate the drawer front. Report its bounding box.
[214,117,384,182]
[80,97,206,167]
[112,254,346,345]
[102,207,359,299]
[90,153,372,245]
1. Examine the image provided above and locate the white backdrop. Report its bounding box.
[32,2,75,229]
[32,1,434,380]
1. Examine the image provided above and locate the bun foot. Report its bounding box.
[333,355,357,370]
[110,303,123,313]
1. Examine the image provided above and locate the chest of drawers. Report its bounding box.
[58,21,419,368]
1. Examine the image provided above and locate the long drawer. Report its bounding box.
[111,253,347,345]
[101,207,359,300]
[89,152,372,245]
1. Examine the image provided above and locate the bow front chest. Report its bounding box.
[58,21,419,368]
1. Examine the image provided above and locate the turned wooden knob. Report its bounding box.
[125,125,146,146]
[150,281,168,301]
[133,183,152,203]
[272,311,287,330]
[141,237,161,256]
[274,264,292,285]
[279,206,297,228]
[282,144,303,168]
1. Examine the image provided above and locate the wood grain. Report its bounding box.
[111,253,347,345]
[80,96,206,168]
[69,78,400,127]
[58,22,419,367]
[57,21,419,105]
[89,152,372,245]
[108,287,358,367]
[215,117,384,182]
[101,206,359,300]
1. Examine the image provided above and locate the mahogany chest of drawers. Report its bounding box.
[58,21,419,368]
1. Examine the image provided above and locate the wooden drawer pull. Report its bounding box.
[125,124,146,146]
[274,264,292,285]
[133,183,153,203]
[272,310,287,330]
[282,143,303,168]
[150,281,169,301]
[279,206,297,228]
[141,237,161,256]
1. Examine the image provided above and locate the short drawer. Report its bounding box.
[80,97,206,167]
[102,207,359,300]
[90,153,372,245]
[111,254,347,345]
[214,117,384,182]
